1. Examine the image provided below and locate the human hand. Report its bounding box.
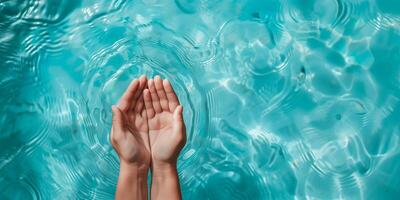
[111,75,185,200]
[143,76,186,169]
[110,75,151,171]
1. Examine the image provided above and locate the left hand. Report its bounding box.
[110,75,151,170]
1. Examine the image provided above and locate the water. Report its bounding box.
[1,0,400,199]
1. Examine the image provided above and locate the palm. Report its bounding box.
[143,76,186,164]
[119,110,149,163]
[125,108,148,135]
[148,112,173,131]
[149,112,177,161]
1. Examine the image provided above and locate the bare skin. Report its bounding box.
[110,75,186,200]
[110,75,150,200]
[144,76,186,200]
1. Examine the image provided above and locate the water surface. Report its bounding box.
[1,0,400,199]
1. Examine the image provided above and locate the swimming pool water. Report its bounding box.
[1,0,400,199]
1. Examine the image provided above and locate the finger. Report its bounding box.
[138,109,151,150]
[130,75,147,111]
[163,79,180,111]
[137,75,147,94]
[154,76,169,111]
[143,89,155,118]
[141,107,147,119]
[148,79,162,113]
[134,93,145,113]
[111,105,125,134]
[173,105,186,140]
[173,105,183,123]
[110,126,115,146]
[118,79,139,112]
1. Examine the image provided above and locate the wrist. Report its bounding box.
[151,162,178,179]
[119,161,149,178]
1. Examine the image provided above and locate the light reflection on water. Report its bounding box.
[1,0,400,199]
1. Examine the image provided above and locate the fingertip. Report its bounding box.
[125,79,139,95]
[154,76,164,91]
[163,79,174,93]
[112,105,122,113]
[143,88,150,96]
[142,76,148,83]
[129,79,139,88]
[175,105,183,114]
[148,79,155,90]
[124,79,139,96]
[163,79,170,86]
[139,76,147,86]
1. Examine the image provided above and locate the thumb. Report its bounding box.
[111,105,125,132]
[173,105,183,122]
[173,105,184,131]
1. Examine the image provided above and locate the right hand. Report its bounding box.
[143,76,186,167]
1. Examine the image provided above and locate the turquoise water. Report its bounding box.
[1,0,400,199]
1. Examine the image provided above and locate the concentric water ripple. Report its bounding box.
[1,0,400,199]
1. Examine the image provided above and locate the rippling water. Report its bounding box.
[1,0,400,199]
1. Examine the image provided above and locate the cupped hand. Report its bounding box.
[143,76,186,167]
[110,75,151,169]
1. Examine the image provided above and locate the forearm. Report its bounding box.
[116,162,148,200]
[150,163,182,200]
